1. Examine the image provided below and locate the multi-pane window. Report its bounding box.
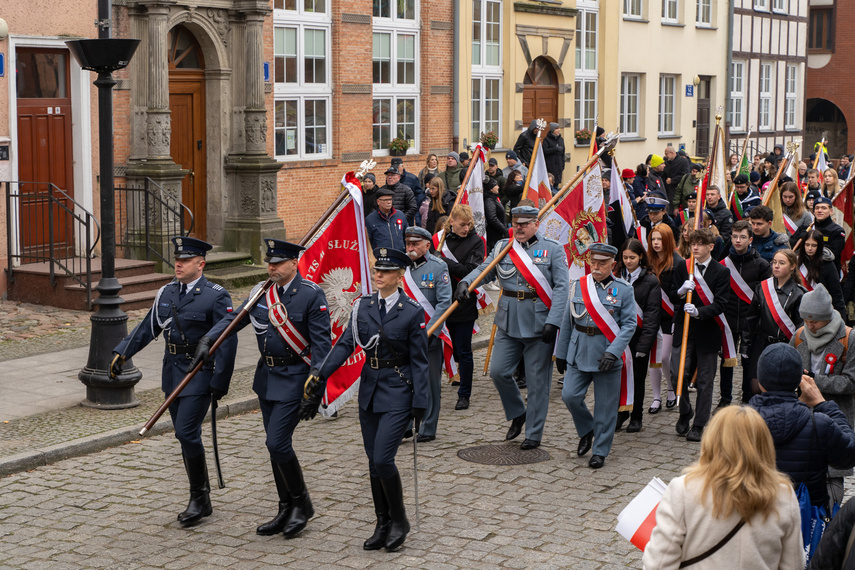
[759,63,772,130]
[471,77,501,145]
[472,0,501,146]
[473,0,501,67]
[696,0,711,25]
[273,2,331,159]
[620,74,640,137]
[624,0,643,18]
[575,79,597,134]
[773,0,786,11]
[658,75,676,135]
[785,64,798,129]
[575,3,598,137]
[808,8,833,53]
[575,11,598,72]
[728,61,745,131]
[754,0,768,10]
[662,0,678,22]
[373,0,419,154]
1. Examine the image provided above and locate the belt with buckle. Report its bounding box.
[263,354,304,367]
[368,356,410,369]
[167,343,198,355]
[575,324,603,336]
[501,289,538,300]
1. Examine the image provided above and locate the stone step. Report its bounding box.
[205,264,268,291]
[204,250,254,271]
[65,272,174,296]
[116,290,160,311]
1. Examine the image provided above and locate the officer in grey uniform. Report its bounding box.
[404,226,452,442]
[556,243,637,469]
[456,205,569,449]
[111,236,237,526]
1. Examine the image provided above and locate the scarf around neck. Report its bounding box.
[805,312,845,354]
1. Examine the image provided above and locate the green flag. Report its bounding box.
[738,152,751,176]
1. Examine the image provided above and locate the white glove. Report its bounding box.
[685,303,699,317]
[635,352,647,358]
[677,279,695,296]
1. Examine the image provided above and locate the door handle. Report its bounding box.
[197,140,202,150]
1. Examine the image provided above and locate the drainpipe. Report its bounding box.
[452,0,460,151]
[725,0,734,153]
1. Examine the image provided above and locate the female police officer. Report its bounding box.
[302,247,428,551]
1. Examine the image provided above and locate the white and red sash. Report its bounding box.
[689,260,737,364]
[637,226,648,251]
[661,290,674,317]
[783,213,798,235]
[799,264,815,291]
[760,277,796,340]
[508,239,554,308]
[580,274,634,410]
[636,305,644,329]
[434,230,494,315]
[721,257,754,304]
[403,269,458,380]
[266,285,312,365]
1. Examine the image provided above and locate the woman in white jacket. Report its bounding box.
[643,405,804,570]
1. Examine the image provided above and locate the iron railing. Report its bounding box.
[115,177,194,268]
[4,181,101,309]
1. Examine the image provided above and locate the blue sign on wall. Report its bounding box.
[0,54,5,78]
[685,85,694,97]
[263,62,269,83]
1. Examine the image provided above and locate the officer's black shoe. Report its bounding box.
[676,412,694,436]
[364,476,391,551]
[455,397,470,410]
[505,412,526,440]
[589,455,605,469]
[381,472,410,551]
[278,458,315,539]
[614,411,630,432]
[520,439,540,450]
[626,419,642,433]
[178,453,212,526]
[257,459,292,536]
[577,431,593,457]
[686,426,704,442]
[416,434,435,443]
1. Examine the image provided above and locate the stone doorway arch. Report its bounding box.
[522,57,558,127]
[806,98,848,159]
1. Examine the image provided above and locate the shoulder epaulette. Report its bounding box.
[614,277,631,287]
[541,236,561,246]
[205,281,224,291]
[301,279,321,290]
[405,296,421,307]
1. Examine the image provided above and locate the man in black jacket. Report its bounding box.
[663,146,691,207]
[812,197,846,271]
[542,122,565,186]
[513,119,539,165]
[704,186,734,242]
[749,343,855,508]
[391,158,424,226]
[381,166,417,226]
[671,228,731,442]
[720,220,771,405]
[483,177,506,253]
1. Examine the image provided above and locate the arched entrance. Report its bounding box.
[168,25,207,239]
[522,57,558,126]
[806,98,848,159]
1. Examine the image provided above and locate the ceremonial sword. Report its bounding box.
[413,415,420,531]
[210,394,225,489]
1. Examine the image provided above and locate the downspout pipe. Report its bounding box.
[725,0,734,153]
[452,0,460,151]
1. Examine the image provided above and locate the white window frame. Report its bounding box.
[620,74,640,137]
[373,4,420,156]
[471,75,502,147]
[785,64,798,130]
[575,8,598,73]
[754,0,769,11]
[624,0,643,19]
[662,0,679,23]
[696,0,711,26]
[772,0,786,12]
[575,79,598,136]
[472,0,502,69]
[759,63,772,131]
[373,0,417,21]
[728,60,745,132]
[273,6,332,160]
[658,75,676,136]
[575,3,599,138]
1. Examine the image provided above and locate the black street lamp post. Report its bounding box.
[68,0,142,408]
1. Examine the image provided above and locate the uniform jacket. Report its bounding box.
[732,188,761,218]
[409,253,452,336]
[815,216,847,270]
[463,233,569,338]
[114,276,237,397]
[627,268,661,355]
[557,275,637,373]
[721,246,771,340]
[750,393,855,507]
[746,277,806,345]
[319,289,429,412]
[642,475,804,570]
[206,275,331,403]
[671,258,731,352]
[641,213,679,243]
[365,207,408,250]
[845,255,855,304]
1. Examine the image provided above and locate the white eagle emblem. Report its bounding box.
[319,267,360,327]
[175,237,182,246]
[268,240,275,248]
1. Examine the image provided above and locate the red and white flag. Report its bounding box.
[526,143,552,208]
[402,270,458,381]
[832,180,854,276]
[460,144,487,237]
[610,157,634,234]
[540,163,608,281]
[616,477,668,551]
[297,173,372,416]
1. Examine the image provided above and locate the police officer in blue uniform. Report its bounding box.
[306,247,429,552]
[191,238,332,539]
[556,243,637,469]
[111,237,237,526]
[456,206,569,449]
[404,226,452,442]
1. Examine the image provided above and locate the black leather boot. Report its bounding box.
[279,457,314,538]
[256,458,292,536]
[381,472,410,551]
[363,476,391,550]
[177,453,212,526]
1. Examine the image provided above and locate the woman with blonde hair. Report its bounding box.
[822,168,840,198]
[418,154,439,187]
[643,405,804,569]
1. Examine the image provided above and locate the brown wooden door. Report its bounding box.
[696,77,711,157]
[15,48,74,259]
[522,58,558,126]
[168,26,206,239]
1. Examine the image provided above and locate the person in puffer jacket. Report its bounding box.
[749,343,855,507]
[809,498,855,570]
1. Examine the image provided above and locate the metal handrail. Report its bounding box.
[4,181,102,309]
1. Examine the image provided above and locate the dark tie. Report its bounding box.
[380,299,386,319]
[179,283,187,301]
[278,286,285,298]
[697,263,705,276]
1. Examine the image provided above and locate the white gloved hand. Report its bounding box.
[635,352,647,358]
[677,279,695,296]
[685,303,699,317]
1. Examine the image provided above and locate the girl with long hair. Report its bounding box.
[647,224,682,412]
[779,181,812,238]
[797,229,846,317]
[614,239,661,432]
[822,168,840,198]
[418,153,439,187]
[502,169,525,210]
[420,177,446,231]
[644,406,803,569]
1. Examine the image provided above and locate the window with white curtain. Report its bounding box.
[621,74,640,137]
[785,64,798,129]
[658,75,676,135]
[759,63,772,130]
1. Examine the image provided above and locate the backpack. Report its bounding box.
[794,326,853,370]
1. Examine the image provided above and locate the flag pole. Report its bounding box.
[811,136,826,172]
[675,115,721,406]
[435,145,484,252]
[761,152,791,208]
[611,153,639,229]
[727,128,753,206]
[427,134,620,337]
[521,119,548,202]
